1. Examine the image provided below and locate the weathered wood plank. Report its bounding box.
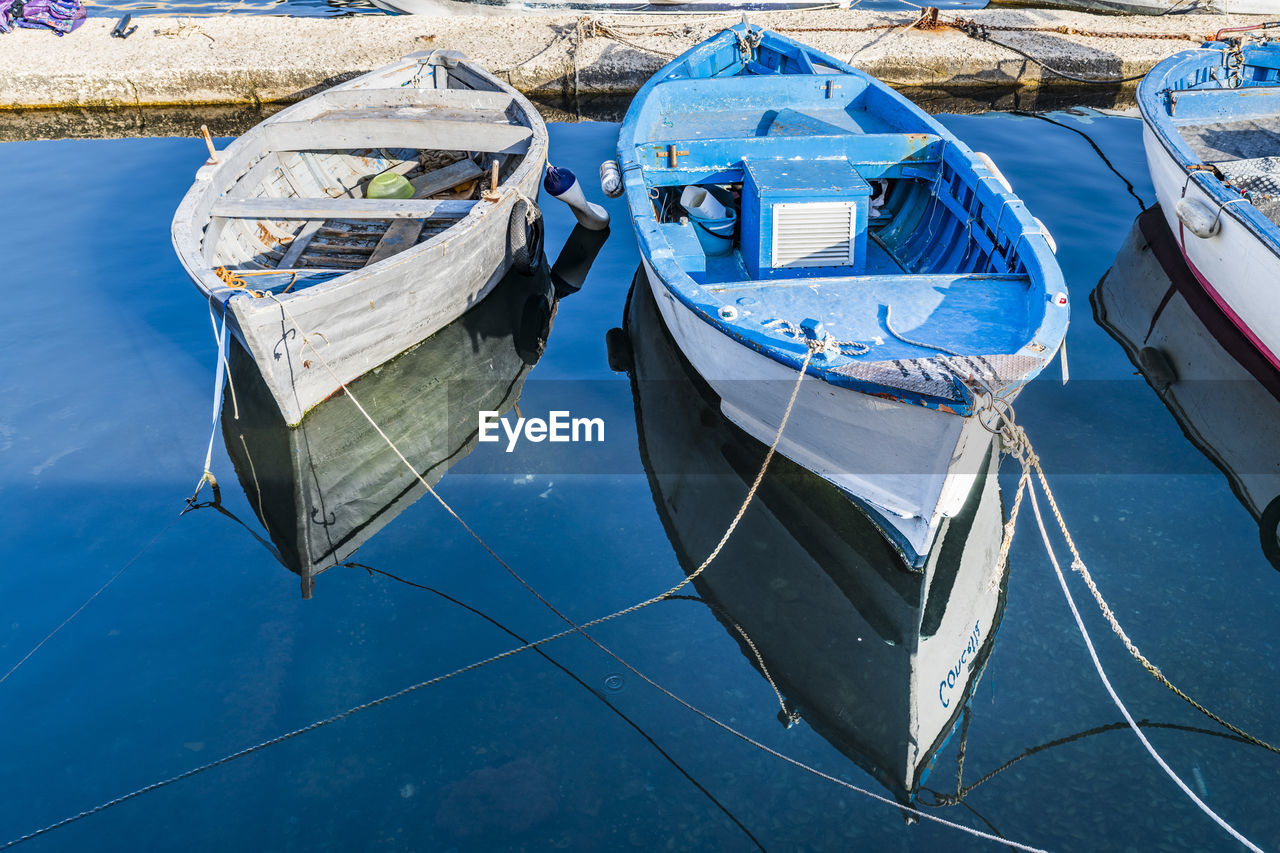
[407,158,484,197]
[366,159,484,267]
[296,87,514,117]
[264,118,532,156]
[211,198,478,220]
[276,221,324,269]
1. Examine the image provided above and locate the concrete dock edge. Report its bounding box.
[0,7,1257,111]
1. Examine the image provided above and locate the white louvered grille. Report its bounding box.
[770,202,857,269]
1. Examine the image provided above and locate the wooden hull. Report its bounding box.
[643,259,999,566]
[1140,83,1280,375]
[629,279,1007,798]
[173,54,548,426]
[618,25,1066,563]
[230,188,523,427]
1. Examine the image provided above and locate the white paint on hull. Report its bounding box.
[1144,123,1280,370]
[173,54,548,427]
[642,259,998,563]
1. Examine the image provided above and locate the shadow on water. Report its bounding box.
[213,223,608,596]
[620,274,1010,807]
[1092,206,1280,572]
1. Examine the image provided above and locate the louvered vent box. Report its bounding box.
[741,158,871,280]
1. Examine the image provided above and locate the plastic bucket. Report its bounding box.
[688,208,737,256]
[682,185,737,256]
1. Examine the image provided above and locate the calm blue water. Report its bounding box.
[1,113,1278,852]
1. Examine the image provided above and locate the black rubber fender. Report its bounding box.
[508,197,544,276]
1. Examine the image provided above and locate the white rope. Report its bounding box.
[1025,483,1264,853]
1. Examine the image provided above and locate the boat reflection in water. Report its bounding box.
[1093,206,1280,571]
[221,225,608,596]
[623,277,1008,804]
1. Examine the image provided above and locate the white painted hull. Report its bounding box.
[642,260,998,564]
[1143,123,1280,373]
[173,56,548,427]
[631,274,1008,795]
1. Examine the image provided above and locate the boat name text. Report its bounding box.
[938,620,982,710]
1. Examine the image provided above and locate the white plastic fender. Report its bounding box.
[1175,196,1221,239]
[599,160,624,198]
[545,165,610,230]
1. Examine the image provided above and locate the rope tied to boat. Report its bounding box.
[965,387,1276,851]
[213,265,298,298]
[962,394,1274,845]
[763,317,869,357]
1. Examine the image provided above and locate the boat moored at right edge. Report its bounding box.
[1139,31,1280,376]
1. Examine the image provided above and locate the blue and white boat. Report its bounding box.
[1139,33,1280,381]
[613,24,1068,566]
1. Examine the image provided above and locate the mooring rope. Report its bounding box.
[1026,480,1263,853]
[3,318,1054,851]
[0,515,182,690]
[348,563,769,852]
[981,400,1270,852]
[1000,419,1280,757]
[921,718,1270,809]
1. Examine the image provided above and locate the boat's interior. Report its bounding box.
[1163,42,1280,226]
[200,71,535,294]
[631,58,1050,370]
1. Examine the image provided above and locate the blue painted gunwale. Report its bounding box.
[1138,41,1280,263]
[617,24,1068,416]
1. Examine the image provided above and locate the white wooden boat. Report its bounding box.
[222,261,557,597]
[1139,37,1280,378]
[626,279,1007,800]
[173,50,548,427]
[1094,207,1280,572]
[616,25,1068,566]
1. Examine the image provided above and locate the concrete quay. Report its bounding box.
[0,6,1259,114]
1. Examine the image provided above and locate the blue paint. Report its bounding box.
[1,115,1278,852]
[618,25,1069,414]
[1139,42,1280,261]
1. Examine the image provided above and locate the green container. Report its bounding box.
[366,173,414,200]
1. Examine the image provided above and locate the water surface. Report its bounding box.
[0,114,1277,852]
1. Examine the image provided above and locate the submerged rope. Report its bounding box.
[349,563,768,852]
[1001,420,1280,757]
[1025,480,1263,853]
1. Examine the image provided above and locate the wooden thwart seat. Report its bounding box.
[264,117,532,155]
[210,198,478,220]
